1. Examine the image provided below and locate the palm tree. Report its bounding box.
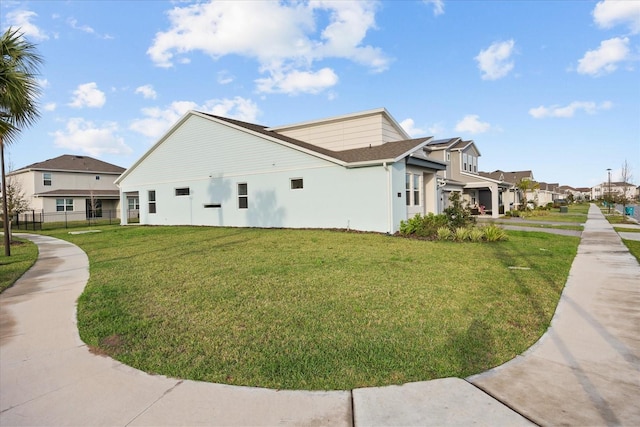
[1,27,43,256]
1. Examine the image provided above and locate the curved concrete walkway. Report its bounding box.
[1,203,639,426]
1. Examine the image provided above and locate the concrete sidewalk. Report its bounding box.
[469,204,640,425]
[1,203,638,426]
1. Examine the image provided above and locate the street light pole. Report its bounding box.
[607,168,612,214]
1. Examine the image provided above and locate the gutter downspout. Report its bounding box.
[384,162,392,234]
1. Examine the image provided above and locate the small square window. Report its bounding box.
[148,190,157,214]
[175,187,190,196]
[95,175,100,180]
[43,173,52,186]
[290,178,303,189]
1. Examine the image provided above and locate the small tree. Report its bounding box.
[516,178,539,210]
[443,191,475,228]
[620,160,633,220]
[0,176,30,241]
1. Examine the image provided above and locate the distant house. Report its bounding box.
[591,181,637,202]
[7,155,125,221]
[116,108,454,233]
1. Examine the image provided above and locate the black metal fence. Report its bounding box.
[6,209,139,231]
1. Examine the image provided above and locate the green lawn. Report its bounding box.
[37,225,580,391]
[622,240,640,264]
[0,238,39,293]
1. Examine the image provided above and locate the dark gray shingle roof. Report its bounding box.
[14,155,125,174]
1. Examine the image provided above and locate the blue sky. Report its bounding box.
[2,0,639,188]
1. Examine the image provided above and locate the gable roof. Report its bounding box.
[479,170,534,184]
[11,155,125,175]
[426,137,481,155]
[206,113,432,164]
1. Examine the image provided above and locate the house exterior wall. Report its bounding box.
[273,113,406,151]
[119,114,409,233]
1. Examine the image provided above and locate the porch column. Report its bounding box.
[119,191,128,225]
[491,185,500,218]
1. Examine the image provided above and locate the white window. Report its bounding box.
[446,152,451,162]
[238,183,248,209]
[128,197,139,210]
[43,172,52,186]
[473,156,477,173]
[405,173,421,206]
[463,153,468,171]
[56,198,73,212]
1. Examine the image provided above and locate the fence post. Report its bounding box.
[65,210,68,228]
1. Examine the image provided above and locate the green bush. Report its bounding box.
[468,227,485,242]
[481,224,508,242]
[399,213,449,238]
[444,192,476,228]
[453,227,470,242]
[436,226,452,241]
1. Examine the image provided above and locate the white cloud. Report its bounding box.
[455,115,491,134]
[129,97,259,140]
[6,10,49,41]
[400,118,427,137]
[44,102,56,112]
[67,17,113,39]
[593,0,640,34]
[423,0,445,16]
[51,118,132,156]
[255,67,338,94]
[147,1,388,95]
[134,84,158,99]
[577,37,630,76]
[475,40,516,80]
[69,82,106,108]
[217,70,234,85]
[529,101,613,119]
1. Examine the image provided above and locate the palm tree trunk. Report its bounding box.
[1,137,11,256]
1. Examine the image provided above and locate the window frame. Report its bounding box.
[148,190,157,214]
[43,172,52,186]
[290,178,304,190]
[56,198,73,212]
[175,187,190,196]
[238,183,248,209]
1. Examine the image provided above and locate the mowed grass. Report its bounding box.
[0,238,39,293]
[46,225,579,390]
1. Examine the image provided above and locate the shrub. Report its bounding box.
[482,224,508,242]
[453,227,470,242]
[436,226,452,241]
[468,227,484,242]
[399,213,448,238]
[443,192,476,229]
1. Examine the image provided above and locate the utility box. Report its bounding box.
[625,206,635,216]
[560,206,568,213]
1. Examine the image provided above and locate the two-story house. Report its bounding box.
[7,155,126,222]
[591,181,637,202]
[426,139,509,216]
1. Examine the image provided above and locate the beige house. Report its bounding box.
[8,155,125,222]
[424,138,509,217]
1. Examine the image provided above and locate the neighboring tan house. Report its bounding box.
[425,138,508,216]
[8,155,125,222]
[115,108,450,233]
[537,182,561,206]
[478,170,535,211]
[591,181,637,202]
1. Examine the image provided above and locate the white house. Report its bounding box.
[115,109,449,233]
